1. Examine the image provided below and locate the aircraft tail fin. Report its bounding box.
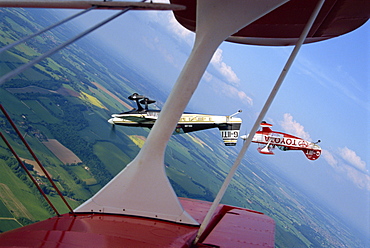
[302,148,321,160]
[218,123,241,146]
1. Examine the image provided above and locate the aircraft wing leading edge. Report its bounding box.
[0,198,275,247]
[0,1,186,11]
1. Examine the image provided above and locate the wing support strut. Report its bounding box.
[259,136,274,155]
[194,0,326,243]
[75,0,288,225]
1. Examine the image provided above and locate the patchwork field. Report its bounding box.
[19,157,47,177]
[0,8,366,247]
[91,82,132,110]
[42,139,82,164]
[0,183,33,220]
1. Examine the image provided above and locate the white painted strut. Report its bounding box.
[195,0,326,243]
[76,0,288,225]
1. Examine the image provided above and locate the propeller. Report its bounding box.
[240,133,249,141]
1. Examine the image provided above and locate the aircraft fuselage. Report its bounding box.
[109,110,242,146]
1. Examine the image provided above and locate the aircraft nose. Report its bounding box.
[108,118,115,125]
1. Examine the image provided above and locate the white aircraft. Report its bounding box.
[108,93,242,146]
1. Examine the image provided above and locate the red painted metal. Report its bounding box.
[170,0,370,45]
[202,208,275,247]
[0,198,275,247]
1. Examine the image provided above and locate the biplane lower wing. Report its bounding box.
[0,198,275,247]
[115,116,151,123]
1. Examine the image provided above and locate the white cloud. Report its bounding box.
[203,71,213,82]
[157,12,240,86]
[221,83,253,106]
[339,147,367,172]
[322,149,338,167]
[211,48,240,85]
[148,8,245,105]
[237,90,253,106]
[279,113,311,141]
[145,5,194,46]
[147,3,248,108]
[323,149,370,191]
[295,53,369,111]
[166,11,194,45]
[211,78,253,106]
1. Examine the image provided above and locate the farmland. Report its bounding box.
[42,139,82,164]
[0,7,366,248]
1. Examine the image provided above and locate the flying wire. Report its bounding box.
[194,0,326,243]
[0,6,97,54]
[0,7,131,85]
[0,104,73,214]
[0,131,60,216]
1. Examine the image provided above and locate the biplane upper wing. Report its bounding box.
[0,0,367,247]
[0,0,186,11]
[170,0,370,46]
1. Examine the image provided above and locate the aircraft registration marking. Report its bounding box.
[221,130,239,139]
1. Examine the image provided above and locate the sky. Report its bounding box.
[55,1,369,242]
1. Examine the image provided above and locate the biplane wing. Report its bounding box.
[114,115,157,123]
[170,0,369,46]
[0,0,186,11]
[109,94,242,146]
[0,0,368,247]
[249,121,322,160]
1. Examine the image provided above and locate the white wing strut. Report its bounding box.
[75,0,288,225]
[194,0,326,242]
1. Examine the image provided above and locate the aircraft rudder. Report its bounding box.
[218,122,241,146]
[303,148,321,160]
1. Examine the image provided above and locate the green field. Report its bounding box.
[37,97,63,121]
[0,200,13,218]
[93,141,131,176]
[0,219,22,233]
[0,7,365,247]
[0,159,50,222]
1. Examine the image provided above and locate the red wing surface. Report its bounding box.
[170,0,370,45]
[0,198,275,247]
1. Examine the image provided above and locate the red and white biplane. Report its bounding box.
[242,121,321,160]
